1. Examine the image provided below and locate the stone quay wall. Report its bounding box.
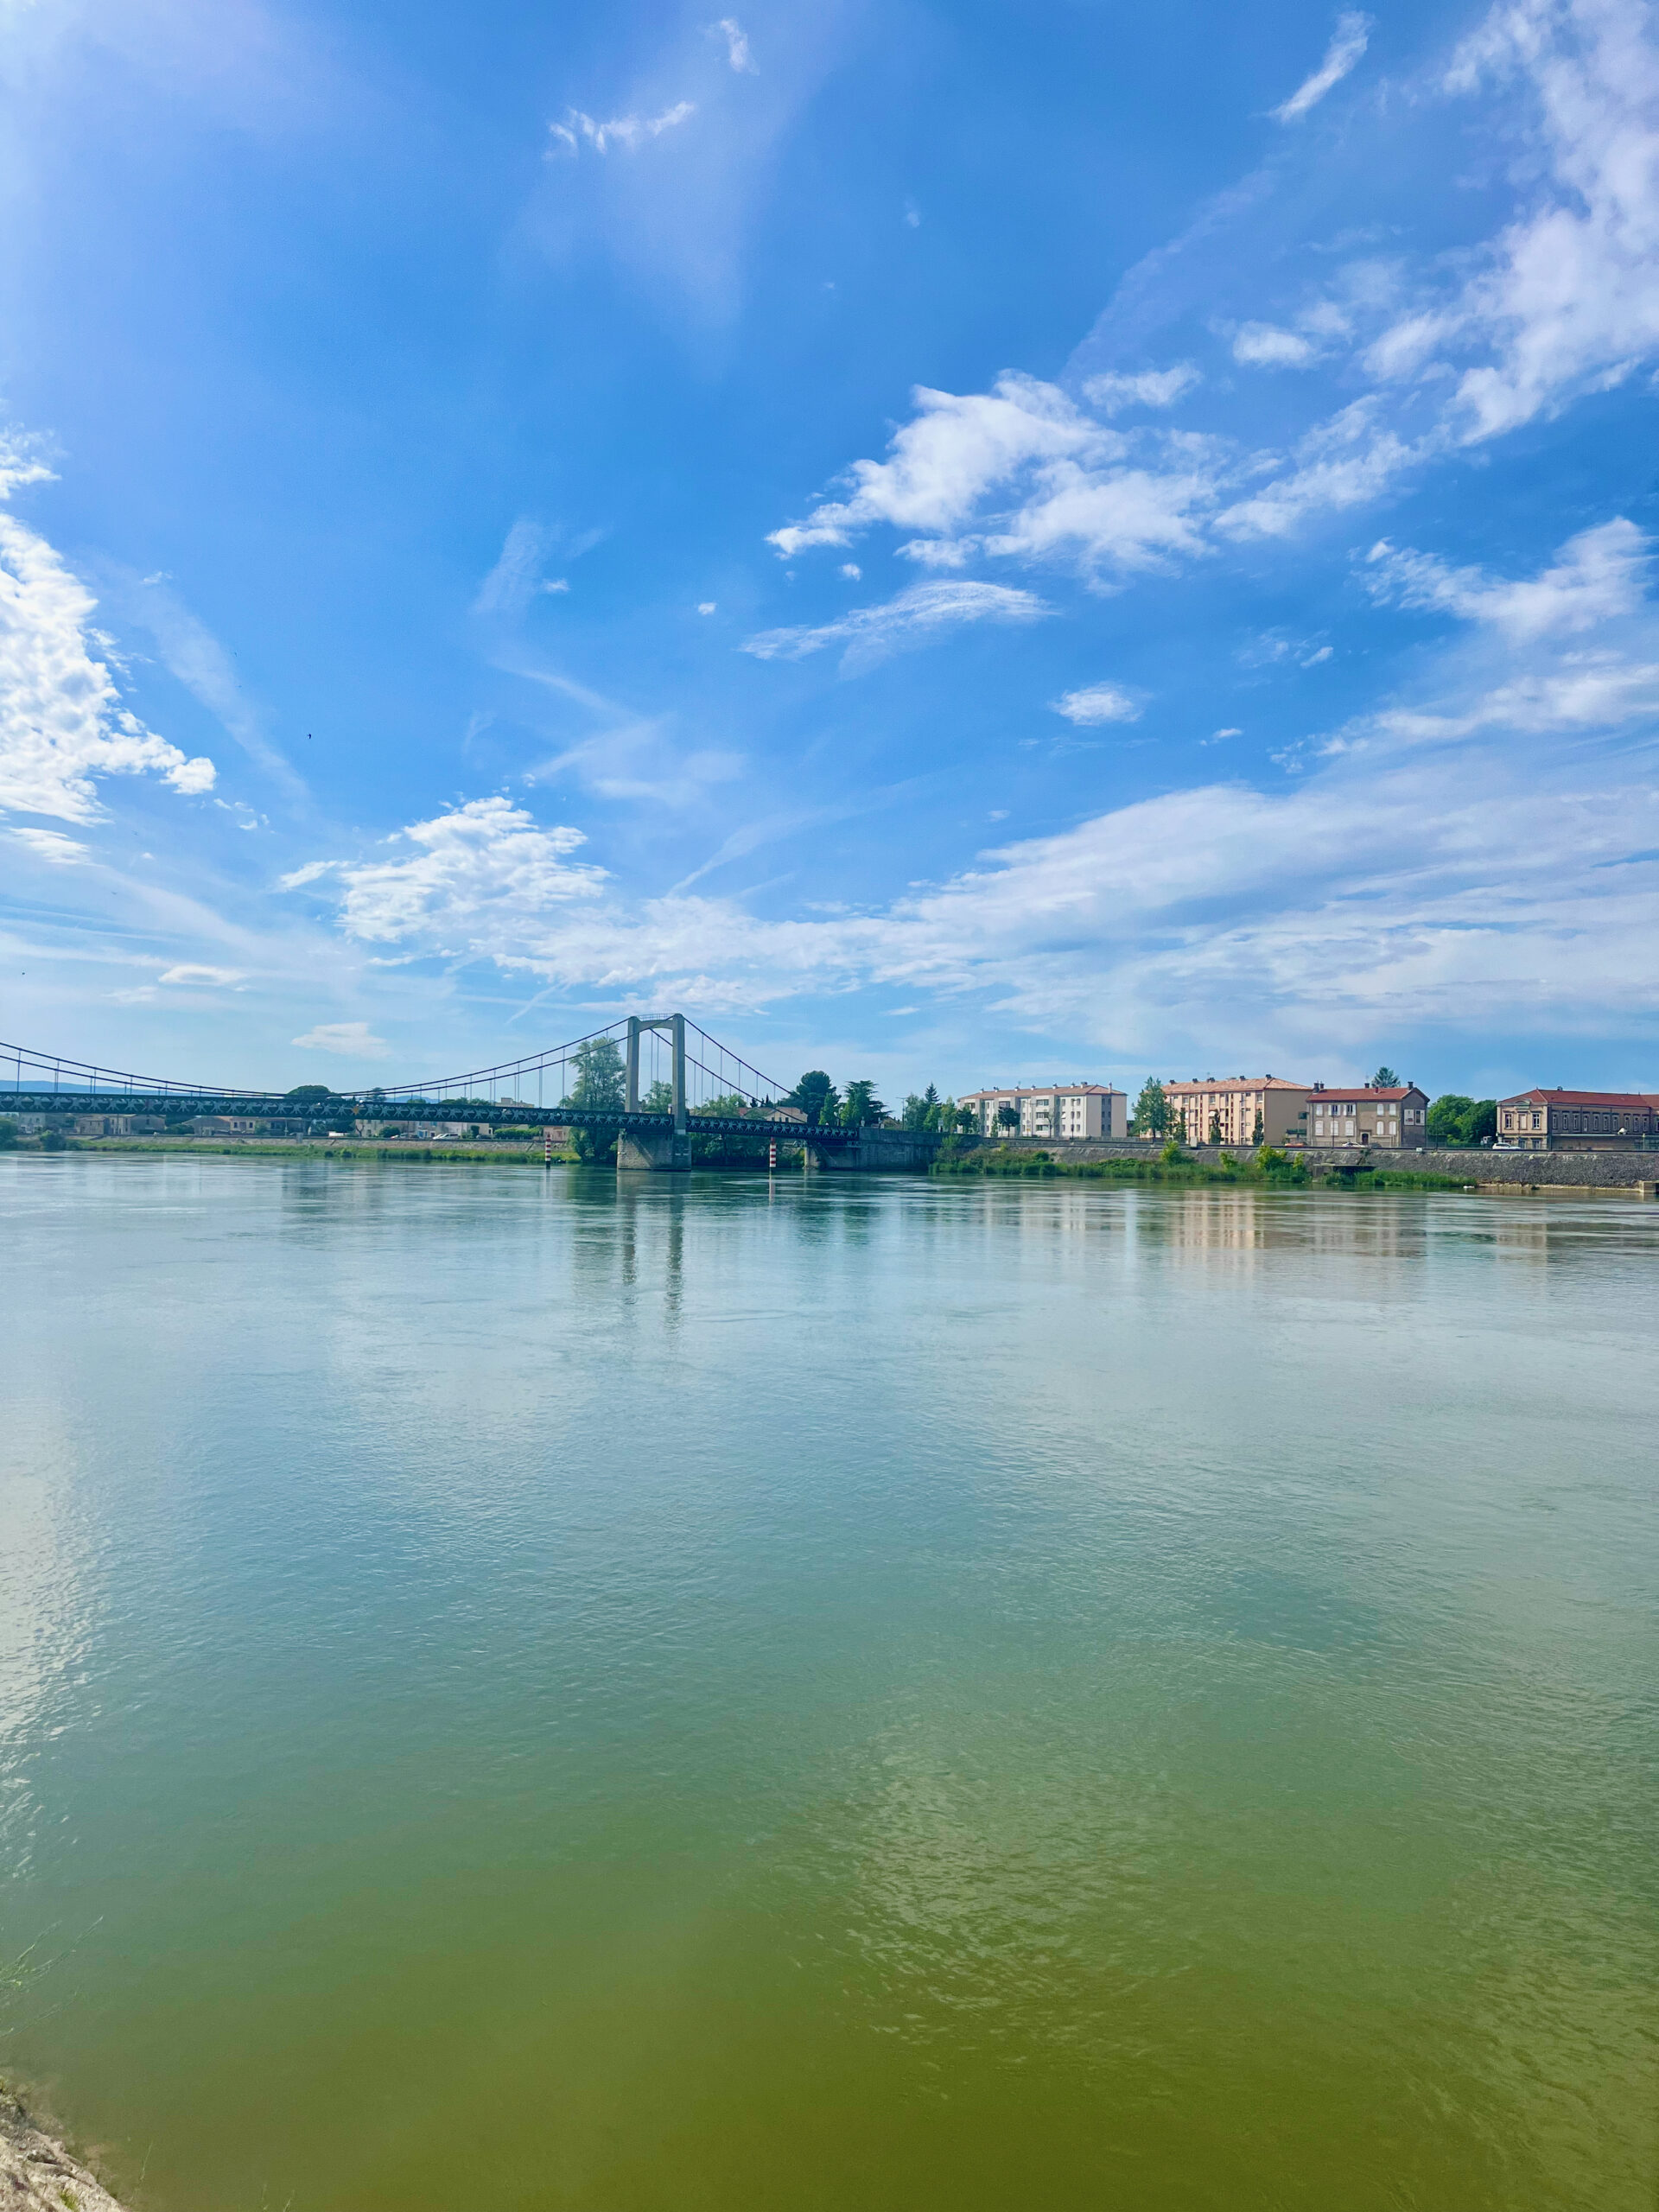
[987,1136,1659,1192]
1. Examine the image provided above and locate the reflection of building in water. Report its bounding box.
[1163,1076,1308,1148]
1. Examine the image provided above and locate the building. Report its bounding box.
[1163,1077,1309,1148]
[960,1084,1129,1141]
[1497,1090,1659,1148]
[1305,1084,1429,1148]
[188,1115,271,1135]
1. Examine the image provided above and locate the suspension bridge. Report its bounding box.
[0,1014,937,1171]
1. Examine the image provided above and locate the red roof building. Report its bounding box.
[1497,1090,1659,1149]
[1305,1084,1429,1149]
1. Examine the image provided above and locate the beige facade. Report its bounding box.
[1497,1089,1659,1149]
[1305,1084,1428,1148]
[1163,1077,1308,1148]
[960,1084,1128,1141]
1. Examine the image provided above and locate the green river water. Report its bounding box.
[0,1154,1654,2210]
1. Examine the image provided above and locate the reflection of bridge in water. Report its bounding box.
[1,1013,938,1173]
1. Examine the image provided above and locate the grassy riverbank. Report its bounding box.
[931,1141,1474,1192]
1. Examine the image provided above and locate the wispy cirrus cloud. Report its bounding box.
[292,1020,390,1058]
[1273,11,1372,124]
[742,581,1049,674]
[548,101,696,156]
[1363,518,1650,641]
[708,18,756,73]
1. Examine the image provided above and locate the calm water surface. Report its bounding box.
[1,1154,1655,2210]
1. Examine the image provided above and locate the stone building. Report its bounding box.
[1497,1089,1659,1148]
[1305,1084,1429,1149]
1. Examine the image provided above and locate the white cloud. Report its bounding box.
[1274,11,1372,123]
[279,859,334,889]
[1051,683,1142,726]
[1231,322,1317,367]
[474,518,556,616]
[1217,401,1414,538]
[709,17,756,73]
[159,963,245,986]
[292,1020,391,1058]
[837,563,861,580]
[334,797,607,944]
[0,445,216,823]
[697,601,717,613]
[766,377,1094,555]
[300,744,1659,1051]
[1081,364,1201,413]
[550,101,696,156]
[742,581,1049,674]
[765,375,1219,582]
[1374,0,1659,439]
[8,825,86,864]
[1364,518,1649,639]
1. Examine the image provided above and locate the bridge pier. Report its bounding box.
[616,1128,692,1173]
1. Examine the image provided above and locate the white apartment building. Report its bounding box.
[960,1083,1128,1141]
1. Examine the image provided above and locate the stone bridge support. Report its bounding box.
[616,1128,692,1173]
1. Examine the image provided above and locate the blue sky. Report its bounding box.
[4,0,1659,1102]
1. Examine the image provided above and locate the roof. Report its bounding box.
[1163,1076,1308,1093]
[1310,1086,1422,1102]
[960,1083,1123,1098]
[1503,1089,1659,1109]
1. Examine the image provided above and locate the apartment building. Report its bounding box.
[1305,1084,1428,1148]
[960,1083,1128,1141]
[1497,1089,1659,1148]
[1163,1077,1309,1148]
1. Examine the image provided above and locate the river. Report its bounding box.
[1,1154,1654,2210]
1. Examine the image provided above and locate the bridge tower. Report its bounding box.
[618,1013,690,1172]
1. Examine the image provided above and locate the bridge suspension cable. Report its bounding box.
[0,1018,797,1114]
[0,1039,245,1097]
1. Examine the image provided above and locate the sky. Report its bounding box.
[3,0,1659,1103]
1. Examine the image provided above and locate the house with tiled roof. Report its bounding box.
[1497,1090,1659,1149]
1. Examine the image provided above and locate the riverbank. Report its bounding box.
[974,1135,1659,1194]
[0,2083,128,2212]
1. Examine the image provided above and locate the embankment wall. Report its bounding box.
[988,1138,1659,1191]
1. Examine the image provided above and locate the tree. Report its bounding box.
[1251,1108,1265,1147]
[285,1084,335,1103]
[643,1078,674,1114]
[1208,1109,1224,1147]
[0,1117,17,1149]
[1465,1099,1497,1147]
[996,1103,1021,1136]
[789,1071,837,1127]
[1370,1065,1400,1088]
[1131,1077,1169,1139]
[955,1103,979,1135]
[1427,1094,1474,1145]
[902,1085,940,1132]
[842,1079,885,1127]
[40,1127,67,1152]
[565,1035,625,1161]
